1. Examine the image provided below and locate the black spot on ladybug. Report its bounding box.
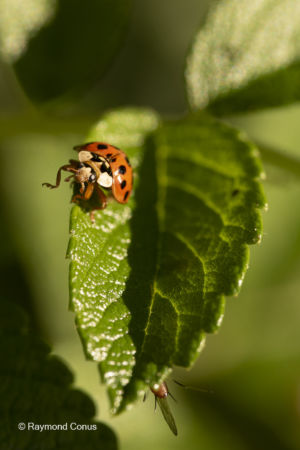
[121,180,126,190]
[124,191,129,201]
[91,153,102,162]
[125,156,131,166]
[232,189,240,197]
[97,144,108,150]
[106,153,112,158]
[111,158,117,162]
[100,164,112,176]
[118,165,126,174]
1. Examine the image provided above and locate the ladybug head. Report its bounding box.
[75,166,95,184]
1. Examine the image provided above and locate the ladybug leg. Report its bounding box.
[79,183,86,194]
[64,174,74,183]
[71,182,95,204]
[69,159,80,165]
[71,193,83,203]
[85,160,101,179]
[90,185,107,222]
[42,164,77,189]
[83,182,95,200]
[94,185,107,209]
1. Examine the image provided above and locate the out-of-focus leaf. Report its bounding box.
[186,0,300,115]
[67,108,265,413]
[0,301,117,450]
[0,0,56,63]
[7,0,132,102]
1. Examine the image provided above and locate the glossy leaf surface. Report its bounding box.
[68,108,265,412]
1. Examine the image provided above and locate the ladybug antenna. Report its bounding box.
[64,174,74,183]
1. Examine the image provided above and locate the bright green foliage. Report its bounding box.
[0,301,117,449]
[7,0,133,102]
[68,108,265,412]
[186,0,300,115]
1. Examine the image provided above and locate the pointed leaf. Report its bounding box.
[68,108,265,412]
[186,0,300,115]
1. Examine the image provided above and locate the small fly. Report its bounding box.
[149,380,213,436]
[150,382,178,436]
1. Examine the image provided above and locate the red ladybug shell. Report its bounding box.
[74,142,133,204]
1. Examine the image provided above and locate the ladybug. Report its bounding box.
[74,142,133,204]
[42,142,133,219]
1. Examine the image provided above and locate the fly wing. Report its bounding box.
[156,397,178,436]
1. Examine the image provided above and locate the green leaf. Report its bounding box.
[0,0,55,62]
[5,0,133,102]
[185,0,300,115]
[0,301,117,450]
[68,108,265,413]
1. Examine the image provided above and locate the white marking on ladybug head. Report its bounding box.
[75,166,92,184]
[98,172,113,188]
[78,150,92,162]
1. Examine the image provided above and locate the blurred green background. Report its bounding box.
[0,0,300,448]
